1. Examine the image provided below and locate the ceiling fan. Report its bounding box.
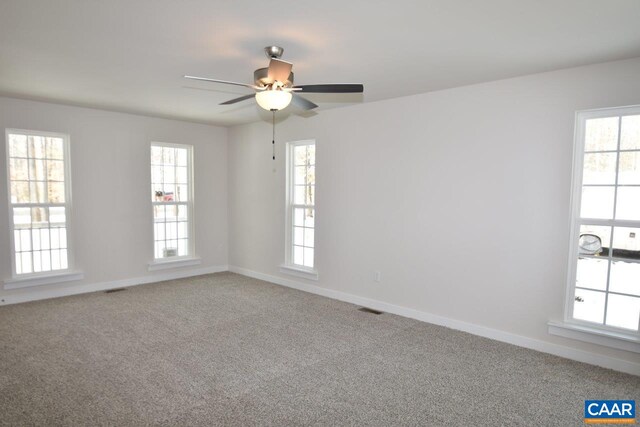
[184,46,364,112]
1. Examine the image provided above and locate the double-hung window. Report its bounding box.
[284,140,316,274]
[6,129,72,277]
[150,143,194,261]
[565,106,640,338]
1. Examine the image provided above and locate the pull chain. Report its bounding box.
[272,109,276,160]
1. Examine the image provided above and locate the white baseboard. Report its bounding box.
[228,265,640,376]
[0,265,228,306]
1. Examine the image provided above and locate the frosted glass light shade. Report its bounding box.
[255,90,292,111]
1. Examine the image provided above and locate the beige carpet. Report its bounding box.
[0,272,638,426]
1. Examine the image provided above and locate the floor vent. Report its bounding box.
[358,307,383,315]
[104,288,126,294]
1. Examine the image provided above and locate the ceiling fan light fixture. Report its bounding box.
[255,89,292,111]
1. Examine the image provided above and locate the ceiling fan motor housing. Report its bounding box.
[254,68,294,88]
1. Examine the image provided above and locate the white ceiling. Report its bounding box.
[1,0,640,126]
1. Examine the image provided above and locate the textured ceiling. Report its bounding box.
[1,0,640,126]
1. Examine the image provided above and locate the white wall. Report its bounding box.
[0,97,228,302]
[228,58,640,370]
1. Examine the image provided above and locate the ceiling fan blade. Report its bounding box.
[267,59,293,83]
[184,75,261,90]
[295,84,364,93]
[291,94,318,111]
[220,94,255,105]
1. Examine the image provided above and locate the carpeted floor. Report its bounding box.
[0,272,638,426]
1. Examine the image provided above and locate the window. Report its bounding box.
[6,129,71,276]
[150,143,193,261]
[285,140,316,271]
[566,107,640,336]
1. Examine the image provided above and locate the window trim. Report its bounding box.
[561,105,640,343]
[4,128,78,285]
[149,141,196,265]
[283,139,317,275]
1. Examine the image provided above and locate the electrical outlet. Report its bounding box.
[373,271,381,282]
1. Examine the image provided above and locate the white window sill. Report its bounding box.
[280,264,319,281]
[4,271,84,290]
[548,321,640,353]
[148,257,201,271]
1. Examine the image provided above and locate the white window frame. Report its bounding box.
[550,105,640,352]
[148,142,199,271]
[281,139,318,280]
[4,128,83,289]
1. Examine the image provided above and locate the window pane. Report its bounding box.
[294,227,304,246]
[585,117,619,152]
[177,205,188,221]
[294,208,304,226]
[176,148,188,166]
[294,186,306,204]
[580,186,614,219]
[151,165,163,185]
[13,207,31,226]
[615,187,640,220]
[60,249,68,269]
[306,186,315,205]
[31,207,48,227]
[620,115,640,150]
[617,151,640,184]
[20,230,31,252]
[294,166,306,186]
[28,136,46,158]
[573,289,605,324]
[582,153,617,185]
[49,207,66,224]
[10,181,30,203]
[576,258,607,291]
[47,160,65,181]
[611,227,640,260]
[30,181,46,203]
[9,158,28,180]
[293,246,304,265]
[178,239,188,256]
[294,146,307,166]
[45,138,64,159]
[167,222,177,240]
[163,147,175,165]
[154,205,165,221]
[41,250,51,271]
[21,252,32,274]
[307,166,315,185]
[307,144,316,164]
[176,167,188,184]
[304,228,315,248]
[610,261,640,296]
[176,184,189,202]
[9,134,27,157]
[163,165,175,183]
[40,229,50,250]
[605,294,640,331]
[29,159,46,181]
[59,227,67,249]
[48,182,65,203]
[178,221,188,239]
[303,248,314,268]
[304,208,315,227]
